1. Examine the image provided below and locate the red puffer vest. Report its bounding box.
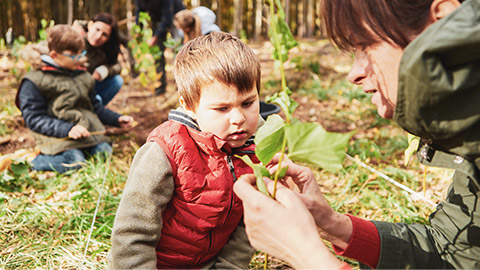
[147,120,258,269]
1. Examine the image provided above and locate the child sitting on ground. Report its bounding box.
[16,24,133,173]
[109,31,261,269]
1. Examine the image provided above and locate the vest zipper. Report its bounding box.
[227,154,237,181]
[196,231,213,265]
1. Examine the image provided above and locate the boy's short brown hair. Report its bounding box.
[47,24,85,53]
[174,31,261,110]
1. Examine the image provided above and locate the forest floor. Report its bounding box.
[0,39,452,269]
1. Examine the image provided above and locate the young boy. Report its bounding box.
[109,32,261,269]
[16,24,133,173]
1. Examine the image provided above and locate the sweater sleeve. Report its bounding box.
[332,214,380,269]
[204,220,256,269]
[109,142,174,269]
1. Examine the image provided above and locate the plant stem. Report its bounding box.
[272,134,287,199]
[269,0,290,125]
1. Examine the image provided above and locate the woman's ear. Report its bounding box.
[431,0,461,21]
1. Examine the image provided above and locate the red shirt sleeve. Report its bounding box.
[332,214,380,268]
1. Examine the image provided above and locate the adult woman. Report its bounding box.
[73,13,123,105]
[234,0,480,269]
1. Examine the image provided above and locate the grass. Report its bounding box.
[1,154,132,269]
[0,40,452,269]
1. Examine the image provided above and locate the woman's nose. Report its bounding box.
[348,54,367,85]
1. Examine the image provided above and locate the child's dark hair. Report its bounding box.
[47,24,85,53]
[91,13,120,65]
[174,31,261,110]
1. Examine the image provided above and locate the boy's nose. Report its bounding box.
[230,109,246,125]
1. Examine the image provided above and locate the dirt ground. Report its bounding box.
[0,39,353,155]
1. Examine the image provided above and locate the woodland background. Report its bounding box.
[0,0,320,43]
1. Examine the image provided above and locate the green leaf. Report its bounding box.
[267,89,298,116]
[404,133,420,165]
[10,161,30,176]
[255,114,285,165]
[285,123,354,171]
[236,155,271,196]
[269,16,298,63]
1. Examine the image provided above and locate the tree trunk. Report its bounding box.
[296,0,304,37]
[233,0,242,36]
[285,0,290,26]
[253,0,262,41]
[126,0,133,34]
[67,0,73,25]
[216,0,222,32]
[306,0,313,37]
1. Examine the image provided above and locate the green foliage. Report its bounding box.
[164,34,182,56]
[38,19,55,41]
[128,12,162,88]
[0,160,33,193]
[247,0,353,198]
[268,0,298,63]
[404,134,420,165]
[0,38,6,51]
[11,36,27,59]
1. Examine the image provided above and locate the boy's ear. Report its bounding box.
[430,0,461,21]
[179,96,196,117]
[50,50,58,59]
[87,20,94,29]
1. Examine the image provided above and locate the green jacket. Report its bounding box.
[372,0,480,268]
[24,68,111,155]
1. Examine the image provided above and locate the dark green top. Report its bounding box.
[371,0,480,268]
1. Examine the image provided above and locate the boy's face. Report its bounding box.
[51,49,87,70]
[186,81,260,148]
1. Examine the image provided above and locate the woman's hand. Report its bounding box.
[267,155,353,249]
[234,175,342,269]
[68,124,90,139]
[118,115,134,128]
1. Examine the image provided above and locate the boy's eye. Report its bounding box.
[215,107,229,112]
[242,101,254,107]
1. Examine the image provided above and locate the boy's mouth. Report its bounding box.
[227,130,248,140]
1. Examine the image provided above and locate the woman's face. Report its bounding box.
[347,42,404,119]
[87,21,112,47]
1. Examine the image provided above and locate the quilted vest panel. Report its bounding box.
[147,120,258,268]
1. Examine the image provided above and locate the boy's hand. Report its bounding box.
[92,71,102,81]
[118,115,134,128]
[68,124,90,139]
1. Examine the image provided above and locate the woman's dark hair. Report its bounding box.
[91,12,120,65]
[321,0,435,50]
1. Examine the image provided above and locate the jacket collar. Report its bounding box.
[39,54,87,74]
